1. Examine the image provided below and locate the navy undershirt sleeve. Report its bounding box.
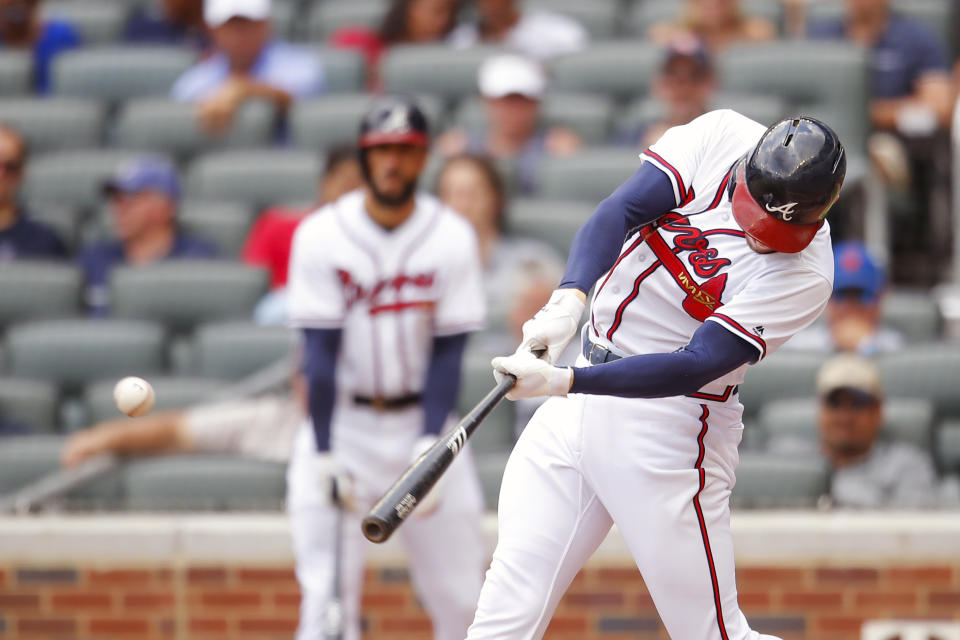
[423,333,468,437]
[570,321,759,398]
[302,327,342,452]
[559,162,677,292]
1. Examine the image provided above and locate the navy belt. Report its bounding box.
[353,393,422,411]
[583,338,622,364]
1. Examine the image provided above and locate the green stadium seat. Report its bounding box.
[177,200,257,257]
[186,149,322,208]
[550,42,663,102]
[382,44,504,100]
[937,420,960,474]
[731,452,829,508]
[309,46,367,93]
[0,378,59,434]
[109,260,269,333]
[52,47,196,100]
[43,1,129,44]
[190,321,296,380]
[23,149,158,209]
[0,262,83,329]
[738,350,831,420]
[308,0,386,40]
[881,289,941,342]
[112,99,275,158]
[0,99,104,152]
[507,198,592,255]
[83,376,226,425]
[877,345,960,419]
[806,0,953,56]
[123,455,286,510]
[0,51,32,96]
[6,319,166,390]
[0,435,65,494]
[454,93,614,145]
[628,0,784,37]
[526,0,618,39]
[536,148,641,203]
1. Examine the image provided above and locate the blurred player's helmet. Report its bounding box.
[357,97,430,151]
[730,117,846,253]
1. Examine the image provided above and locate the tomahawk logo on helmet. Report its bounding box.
[729,117,846,253]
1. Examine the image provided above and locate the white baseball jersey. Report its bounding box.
[588,110,834,397]
[287,189,486,397]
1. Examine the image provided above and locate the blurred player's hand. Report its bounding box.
[196,75,251,134]
[60,430,107,468]
[410,436,444,517]
[309,453,356,511]
[492,352,573,401]
[517,288,585,364]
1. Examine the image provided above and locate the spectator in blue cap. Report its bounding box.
[785,241,903,355]
[78,157,217,316]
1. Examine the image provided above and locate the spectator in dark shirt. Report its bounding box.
[78,157,217,315]
[0,124,65,261]
[124,0,208,49]
[0,0,81,93]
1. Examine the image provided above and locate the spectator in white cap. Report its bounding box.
[448,0,587,60]
[436,53,581,194]
[171,0,324,133]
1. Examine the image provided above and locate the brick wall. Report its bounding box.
[1,561,959,640]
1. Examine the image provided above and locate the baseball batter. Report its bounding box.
[469,110,846,640]
[286,98,486,640]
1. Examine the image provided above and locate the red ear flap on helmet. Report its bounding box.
[731,162,822,254]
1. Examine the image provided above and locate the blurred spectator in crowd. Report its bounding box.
[808,0,953,135]
[785,242,903,355]
[171,0,324,134]
[245,146,363,325]
[0,410,29,437]
[0,125,65,261]
[124,0,209,49]
[436,54,581,194]
[815,354,938,509]
[448,0,587,60]
[435,153,562,326]
[619,36,716,149]
[78,157,217,316]
[647,0,775,53]
[0,0,80,93]
[331,0,460,88]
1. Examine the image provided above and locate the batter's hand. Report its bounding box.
[309,453,357,511]
[492,352,573,401]
[517,288,586,364]
[410,436,444,517]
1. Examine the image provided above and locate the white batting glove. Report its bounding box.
[308,452,356,512]
[410,435,444,517]
[492,352,573,401]
[517,288,585,364]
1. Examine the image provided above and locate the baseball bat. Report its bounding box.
[361,373,516,543]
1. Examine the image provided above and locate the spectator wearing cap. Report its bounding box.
[620,36,716,148]
[648,0,775,53]
[0,0,81,94]
[814,354,938,509]
[0,124,66,261]
[124,0,209,49]
[78,158,217,316]
[448,0,587,61]
[436,53,581,195]
[171,0,324,134]
[784,241,903,355]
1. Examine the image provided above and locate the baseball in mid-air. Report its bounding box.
[113,376,155,417]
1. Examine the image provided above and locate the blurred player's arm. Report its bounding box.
[61,411,193,468]
[422,333,469,439]
[302,328,342,453]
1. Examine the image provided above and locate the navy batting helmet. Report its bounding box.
[730,117,846,253]
[357,97,430,150]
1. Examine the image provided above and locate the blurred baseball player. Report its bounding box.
[470,111,846,640]
[286,97,486,640]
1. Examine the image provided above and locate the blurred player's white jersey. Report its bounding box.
[588,110,833,396]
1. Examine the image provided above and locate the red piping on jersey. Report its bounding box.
[642,225,727,322]
[693,405,731,640]
[688,385,737,402]
[605,259,662,340]
[643,150,695,206]
[369,300,435,315]
[702,229,746,239]
[710,312,767,359]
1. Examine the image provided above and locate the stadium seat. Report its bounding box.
[83,376,226,425]
[738,350,831,420]
[177,200,257,257]
[550,42,664,102]
[52,47,196,101]
[731,452,829,508]
[0,262,83,329]
[937,420,960,474]
[0,51,32,96]
[617,94,789,141]
[628,0,784,37]
[112,99,275,158]
[271,0,296,40]
[381,44,505,100]
[109,260,269,333]
[23,149,160,209]
[536,148,641,203]
[308,0,385,40]
[0,99,104,152]
[189,321,296,380]
[309,46,367,93]
[0,435,65,495]
[526,0,619,39]
[881,289,942,342]
[124,455,286,510]
[508,198,593,255]
[457,347,516,457]
[43,1,128,44]
[454,93,614,145]
[877,345,960,419]
[0,378,59,434]
[186,149,322,208]
[806,0,953,56]
[6,319,166,390]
